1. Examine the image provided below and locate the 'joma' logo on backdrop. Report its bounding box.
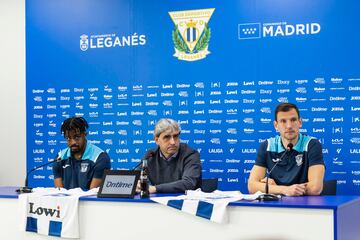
[238,22,321,40]
[169,8,215,61]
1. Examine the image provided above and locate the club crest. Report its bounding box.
[169,8,215,61]
[295,154,303,166]
[80,163,89,172]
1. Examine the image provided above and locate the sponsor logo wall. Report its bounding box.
[26,0,360,194]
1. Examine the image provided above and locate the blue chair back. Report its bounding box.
[201,178,218,192]
[320,180,337,195]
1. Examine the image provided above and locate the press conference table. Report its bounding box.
[0,187,358,240]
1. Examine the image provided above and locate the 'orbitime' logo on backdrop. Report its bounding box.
[169,8,215,61]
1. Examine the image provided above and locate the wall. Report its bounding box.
[0,0,25,186]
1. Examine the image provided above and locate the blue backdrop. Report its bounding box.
[26,0,360,194]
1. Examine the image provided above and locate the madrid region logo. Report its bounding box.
[169,8,215,62]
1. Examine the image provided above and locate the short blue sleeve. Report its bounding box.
[52,156,63,179]
[308,139,325,166]
[92,152,111,179]
[255,140,268,168]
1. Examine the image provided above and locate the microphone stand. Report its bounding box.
[257,143,293,201]
[16,158,61,193]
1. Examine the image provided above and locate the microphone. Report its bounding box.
[16,157,64,193]
[257,143,294,201]
[133,151,154,171]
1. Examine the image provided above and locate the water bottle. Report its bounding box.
[140,159,149,198]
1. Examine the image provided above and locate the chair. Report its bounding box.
[320,180,337,195]
[201,178,218,192]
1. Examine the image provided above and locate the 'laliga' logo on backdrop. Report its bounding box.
[169,8,215,61]
[80,34,89,51]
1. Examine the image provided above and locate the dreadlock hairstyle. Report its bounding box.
[60,117,89,136]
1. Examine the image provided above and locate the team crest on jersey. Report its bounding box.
[80,34,89,51]
[295,154,303,166]
[169,8,215,61]
[80,163,89,172]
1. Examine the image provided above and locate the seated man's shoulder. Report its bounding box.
[180,143,198,154]
[85,143,109,162]
[97,151,110,161]
[58,147,71,160]
[299,134,322,151]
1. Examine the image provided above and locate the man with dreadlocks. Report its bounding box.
[52,117,111,190]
